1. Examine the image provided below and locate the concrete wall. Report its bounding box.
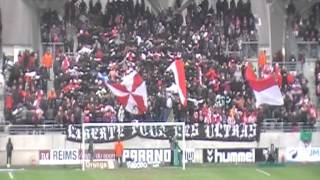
[0,0,41,50]
[269,1,286,56]
[251,0,270,48]
[1,131,320,165]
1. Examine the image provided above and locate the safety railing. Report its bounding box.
[260,118,320,132]
[42,42,65,59]
[241,41,259,59]
[0,124,65,135]
[296,41,319,59]
[271,61,303,72]
[223,41,258,59]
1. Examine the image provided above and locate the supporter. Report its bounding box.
[289,2,320,42]
[4,0,316,130]
[4,91,14,121]
[287,0,296,16]
[41,9,64,43]
[79,0,87,15]
[4,50,52,124]
[47,88,57,108]
[65,0,78,24]
[0,8,2,48]
[315,60,320,105]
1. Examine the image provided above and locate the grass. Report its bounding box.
[0,164,319,180]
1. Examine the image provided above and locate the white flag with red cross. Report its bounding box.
[106,71,148,114]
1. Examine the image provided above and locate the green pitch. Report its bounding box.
[0,164,319,180]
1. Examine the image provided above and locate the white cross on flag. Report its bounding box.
[106,71,148,114]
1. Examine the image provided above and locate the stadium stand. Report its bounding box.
[289,1,319,42]
[1,0,318,133]
[2,3,320,180]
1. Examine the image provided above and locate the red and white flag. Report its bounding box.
[166,59,187,106]
[245,63,284,107]
[106,71,148,114]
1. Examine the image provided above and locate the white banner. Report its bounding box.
[39,149,80,165]
[122,149,171,164]
[203,149,255,163]
[39,149,115,165]
[285,147,320,162]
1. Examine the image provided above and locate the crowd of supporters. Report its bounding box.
[0,8,2,48]
[274,65,316,128]
[41,9,65,43]
[2,0,317,129]
[315,61,320,101]
[288,0,320,42]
